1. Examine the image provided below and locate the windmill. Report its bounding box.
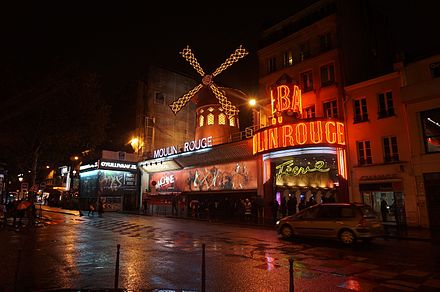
[169,45,248,117]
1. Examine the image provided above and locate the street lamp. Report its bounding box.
[248,97,271,131]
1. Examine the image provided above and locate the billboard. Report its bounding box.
[150,160,258,193]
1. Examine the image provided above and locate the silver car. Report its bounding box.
[276,203,384,244]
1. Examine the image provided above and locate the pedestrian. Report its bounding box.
[287,195,297,215]
[88,201,95,216]
[271,199,279,224]
[142,198,147,214]
[172,196,178,216]
[98,199,104,217]
[281,196,287,218]
[381,197,388,222]
[244,198,252,222]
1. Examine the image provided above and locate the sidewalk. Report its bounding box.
[42,206,438,242]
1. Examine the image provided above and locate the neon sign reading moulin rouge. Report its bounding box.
[253,119,345,154]
[276,159,330,179]
[154,136,213,158]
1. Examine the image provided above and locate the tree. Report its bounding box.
[0,64,111,186]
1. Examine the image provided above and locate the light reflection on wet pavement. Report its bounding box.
[2,212,440,292]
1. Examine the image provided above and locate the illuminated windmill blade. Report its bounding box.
[169,83,204,114]
[211,45,249,77]
[209,83,240,117]
[180,46,205,77]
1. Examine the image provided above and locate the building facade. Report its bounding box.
[345,72,411,228]
[135,65,198,158]
[400,54,440,229]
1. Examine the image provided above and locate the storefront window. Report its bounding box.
[421,108,440,153]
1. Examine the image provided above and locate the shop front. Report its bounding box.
[359,178,407,230]
[79,159,139,211]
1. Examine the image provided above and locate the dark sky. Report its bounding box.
[1,1,439,148]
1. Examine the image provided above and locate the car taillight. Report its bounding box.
[357,218,368,227]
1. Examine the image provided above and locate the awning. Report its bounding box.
[140,139,254,173]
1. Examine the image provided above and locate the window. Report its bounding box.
[199,115,204,127]
[323,100,338,118]
[283,50,293,67]
[421,108,440,153]
[303,106,315,119]
[299,41,310,61]
[354,98,368,123]
[267,57,276,73]
[320,63,335,86]
[218,113,226,125]
[430,61,440,78]
[155,92,165,104]
[229,116,235,127]
[318,206,340,219]
[383,136,399,162]
[378,91,395,118]
[357,140,372,165]
[300,70,313,92]
[319,33,332,52]
[207,113,214,125]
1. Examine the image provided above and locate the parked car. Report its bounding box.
[276,202,384,245]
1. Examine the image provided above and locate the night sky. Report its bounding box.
[1,0,439,149]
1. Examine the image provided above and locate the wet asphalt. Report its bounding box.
[1,209,440,292]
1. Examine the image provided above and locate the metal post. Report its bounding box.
[114,244,120,289]
[201,243,206,292]
[14,249,22,292]
[289,257,294,292]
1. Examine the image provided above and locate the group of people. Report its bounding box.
[88,199,104,217]
[271,194,320,224]
[1,198,37,228]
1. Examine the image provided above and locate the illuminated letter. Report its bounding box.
[268,128,278,150]
[309,121,323,144]
[325,121,337,144]
[277,85,291,112]
[336,122,345,145]
[292,85,302,114]
[296,123,307,145]
[282,125,294,147]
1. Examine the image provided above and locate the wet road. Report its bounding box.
[1,209,440,292]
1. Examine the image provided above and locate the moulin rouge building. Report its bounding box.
[137,78,348,221]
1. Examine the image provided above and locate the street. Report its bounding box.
[1,208,440,292]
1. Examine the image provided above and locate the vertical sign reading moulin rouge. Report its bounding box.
[271,84,302,125]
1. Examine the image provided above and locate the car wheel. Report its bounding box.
[280,225,293,239]
[339,230,356,245]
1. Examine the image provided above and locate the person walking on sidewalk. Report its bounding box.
[98,199,104,218]
[88,200,95,216]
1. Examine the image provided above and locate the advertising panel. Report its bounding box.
[149,160,258,193]
[98,170,137,196]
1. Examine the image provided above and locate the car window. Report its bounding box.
[357,205,376,218]
[299,206,320,219]
[341,207,355,218]
[317,206,340,219]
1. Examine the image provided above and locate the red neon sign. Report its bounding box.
[271,84,302,125]
[253,119,345,154]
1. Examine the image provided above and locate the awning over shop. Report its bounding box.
[140,139,254,173]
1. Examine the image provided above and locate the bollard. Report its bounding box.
[201,243,206,292]
[289,257,294,292]
[114,244,120,289]
[14,248,22,292]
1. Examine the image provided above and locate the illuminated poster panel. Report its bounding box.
[98,170,137,196]
[150,160,258,192]
[275,153,338,189]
